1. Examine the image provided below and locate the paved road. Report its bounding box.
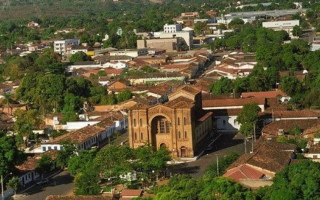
[15,171,74,200]
[170,133,252,178]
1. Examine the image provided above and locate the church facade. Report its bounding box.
[128,85,213,158]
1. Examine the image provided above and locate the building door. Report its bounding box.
[180,146,186,157]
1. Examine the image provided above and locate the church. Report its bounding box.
[128,85,214,158]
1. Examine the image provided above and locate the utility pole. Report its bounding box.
[216,155,219,176]
[1,175,3,200]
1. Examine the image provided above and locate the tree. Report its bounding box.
[14,109,41,145]
[194,22,208,35]
[69,52,92,63]
[116,90,132,103]
[154,175,201,200]
[267,161,320,200]
[93,145,134,179]
[228,18,244,29]
[68,150,96,177]
[62,93,81,123]
[36,154,52,178]
[210,77,233,95]
[236,103,261,153]
[7,176,20,194]
[74,165,100,195]
[56,140,76,168]
[280,76,303,96]
[199,177,252,200]
[292,25,303,37]
[0,132,22,178]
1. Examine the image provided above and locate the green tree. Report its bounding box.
[236,103,260,153]
[69,52,92,63]
[68,150,96,177]
[0,132,22,178]
[194,22,208,35]
[210,77,233,95]
[7,176,20,194]
[74,165,100,195]
[280,76,303,96]
[268,161,320,200]
[228,18,244,29]
[116,90,132,103]
[292,25,303,37]
[56,140,76,168]
[62,93,81,123]
[14,109,41,144]
[36,154,52,178]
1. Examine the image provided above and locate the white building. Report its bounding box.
[164,24,182,33]
[109,49,148,58]
[54,39,79,56]
[262,20,300,35]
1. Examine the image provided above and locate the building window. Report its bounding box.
[140,132,143,140]
[134,119,136,127]
[42,147,46,152]
[184,117,186,125]
[178,117,180,125]
[48,146,52,150]
[160,121,165,133]
[184,131,187,139]
[178,131,181,139]
[54,146,58,150]
[140,119,142,126]
[134,132,137,140]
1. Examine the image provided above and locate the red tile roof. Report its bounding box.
[223,164,265,181]
[262,119,320,137]
[104,67,124,75]
[50,125,105,144]
[241,90,289,99]
[198,112,213,122]
[203,98,265,108]
[121,189,143,197]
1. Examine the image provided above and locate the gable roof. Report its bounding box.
[241,90,289,98]
[165,96,195,108]
[203,97,265,108]
[223,164,265,181]
[228,139,295,174]
[50,125,105,144]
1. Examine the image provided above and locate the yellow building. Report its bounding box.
[128,85,213,158]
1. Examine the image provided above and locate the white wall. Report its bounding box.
[215,115,240,132]
[65,121,100,131]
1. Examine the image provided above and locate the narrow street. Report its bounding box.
[170,133,252,178]
[14,171,74,200]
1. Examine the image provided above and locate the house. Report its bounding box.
[223,139,296,188]
[16,151,57,186]
[203,97,265,132]
[54,39,79,56]
[42,125,107,152]
[46,196,113,200]
[137,38,180,52]
[262,20,300,36]
[120,189,143,199]
[107,80,130,94]
[241,90,290,103]
[127,72,186,85]
[109,49,148,58]
[262,119,320,138]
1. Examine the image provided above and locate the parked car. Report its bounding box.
[36,178,49,185]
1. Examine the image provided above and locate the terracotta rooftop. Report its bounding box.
[228,139,295,173]
[16,150,58,172]
[165,96,194,108]
[121,189,143,197]
[177,85,201,96]
[241,90,288,99]
[261,110,320,119]
[104,67,124,75]
[262,119,320,137]
[212,109,242,116]
[223,164,265,181]
[203,97,265,108]
[46,195,112,200]
[308,144,320,153]
[50,125,105,144]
